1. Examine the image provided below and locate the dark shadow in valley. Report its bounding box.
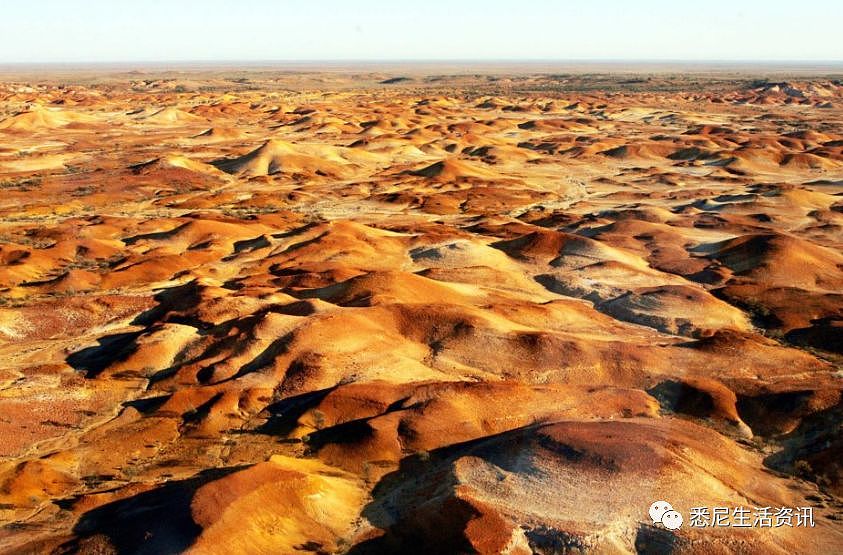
[66,331,143,378]
[59,466,247,555]
[254,386,337,437]
[346,424,543,555]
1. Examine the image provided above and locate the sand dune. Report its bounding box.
[407,157,500,180]
[707,232,843,289]
[190,127,250,142]
[211,139,381,178]
[0,105,97,131]
[139,107,207,125]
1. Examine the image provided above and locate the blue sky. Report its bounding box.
[2,0,842,63]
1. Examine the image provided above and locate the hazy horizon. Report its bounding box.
[2,60,842,78]
[3,59,843,66]
[3,0,842,64]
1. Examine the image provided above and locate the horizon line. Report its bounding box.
[2,58,843,67]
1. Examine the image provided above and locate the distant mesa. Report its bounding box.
[380,77,412,85]
[732,80,843,106]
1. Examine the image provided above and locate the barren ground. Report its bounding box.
[0,68,841,554]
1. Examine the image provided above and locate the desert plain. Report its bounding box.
[0,66,841,553]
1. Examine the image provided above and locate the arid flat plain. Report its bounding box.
[0,66,841,553]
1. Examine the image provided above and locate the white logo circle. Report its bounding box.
[661,510,683,530]
[648,500,673,524]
